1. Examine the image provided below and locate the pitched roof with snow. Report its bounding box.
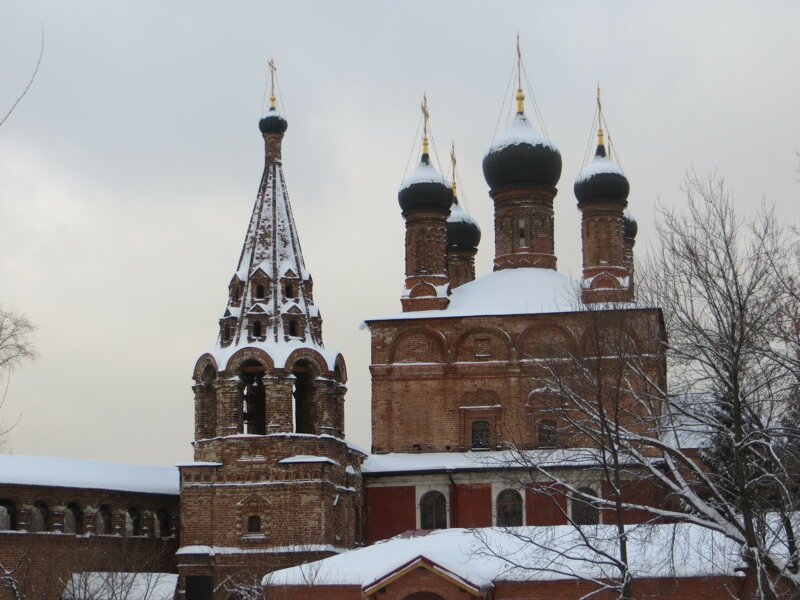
[0,455,179,495]
[264,524,745,589]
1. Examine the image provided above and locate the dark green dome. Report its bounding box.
[447,197,481,249]
[259,107,288,135]
[574,144,629,206]
[398,154,453,215]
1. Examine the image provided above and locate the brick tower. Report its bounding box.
[398,96,452,312]
[574,111,633,304]
[481,48,562,272]
[446,144,481,291]
[178,67,365,598]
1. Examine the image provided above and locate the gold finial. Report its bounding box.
[596,83,604,147]
[450,141,457,196]
[516,34,525,114]
[421,93,430,155]
[268,58,277,109]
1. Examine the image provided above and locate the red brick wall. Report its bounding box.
[527,484,568,526]
[452,484,491,528]
[364,486,415,544]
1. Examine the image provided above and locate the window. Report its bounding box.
[241,361,266,435]
[285,283,294,298]
[471,420,490,450]
[0,500,15,531]
[127,507,142,536]
[252,321,263,337]
[420,491,447,530]
[538,420,558,447]
[247,515,261,533]
[255,284,265,299]
[288,320,298,337]
[496,489,523,527]
[96,505,112,535]
[30,501,48,532]
[572,487,600,525]
[155,508,171,538]
[293,361,314,434]
[64,502,83,535]
[518,217,526,248]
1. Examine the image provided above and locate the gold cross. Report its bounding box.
[268,58,277,108]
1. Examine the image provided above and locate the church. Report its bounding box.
[0,53,758,600]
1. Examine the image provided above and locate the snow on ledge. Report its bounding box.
[0,455,179,495]
[279,455,340,466]
[177,544,347,556]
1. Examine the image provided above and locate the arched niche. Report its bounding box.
[389,328,447,364]
[452,326,511,362]
[518,324,577,359]
[239,359,267,435]
[192,354,220,384]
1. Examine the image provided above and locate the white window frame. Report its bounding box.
[415,484,450,529]
[491,482,526,526]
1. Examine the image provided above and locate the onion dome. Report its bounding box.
[574,131,629,205]
[482,96,562,189]
[623,210,638,240]
[259,106,288,135]
[398,153,452,214]
[447,196,481,250]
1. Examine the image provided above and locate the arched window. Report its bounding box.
[241,361,266,435]
[252,321,263,337]
[30,501,48,532]
[538,419,558,447]
[420,491,447,530]
[247,515,261,533]
[471,421,490,450]
[572,487,600,525]
[496,489,523,527]
[155,508,171,538]
[96,505,112,535]
[63,502,83,535]
[0,500,15,531]
[292,361,314,434]
[255,284,265,299]
[127,508,141,536]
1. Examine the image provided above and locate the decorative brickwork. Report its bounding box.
[401,211,450,312]
[490,185,557,271]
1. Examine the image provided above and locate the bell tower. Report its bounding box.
[178,63,365,597]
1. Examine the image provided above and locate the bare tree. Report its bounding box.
[0,306,36,451]
[0,26,44,129]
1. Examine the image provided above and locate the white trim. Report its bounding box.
[491,482,526,526]
[415,484,450,529]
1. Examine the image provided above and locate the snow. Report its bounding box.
[0,455,179,495]
[362,448,627,475]
[264,523,744,588]
[399,160,450,192]
[371,268,581,322]
[63,573,177,600]
[576,155,625,183]
[447,199,478,227]
[210,338,341,372]
[177,544,347,556]
[278,455,340,466]
[486,113,557,155]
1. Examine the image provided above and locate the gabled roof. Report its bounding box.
[362,555,485,596]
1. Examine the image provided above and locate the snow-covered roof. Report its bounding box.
[447,199,478,226]
[210,338,341,371]
[369,268,581,322]
[264,524,744,588]
[0,455,179,495]
[278,455,340,466]
[362,448,630,475]
[63,572,177,600]
[486,113,557,155]
[576,155,625,183]
[399,160,450,192]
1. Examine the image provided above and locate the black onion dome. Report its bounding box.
[574,144,629,205]
[623,210,638,240]
[447,197,481,249]
[258,107,288,135]
[482,113,562,189]
[398,154,453,214]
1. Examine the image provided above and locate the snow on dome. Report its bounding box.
[486,112,555,156]
[371,268,580,322]
[264,524,745,588]
[211,338,341,372]
[575,155,625,184]
[446,199,474,225]
[399,161,450,193]
[0,455,179,495]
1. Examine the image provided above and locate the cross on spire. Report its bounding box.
[450,141,457,195]
[515,35,525,114]
[596,83,606,151]
[268,58,277,109]
[421,93,430,155]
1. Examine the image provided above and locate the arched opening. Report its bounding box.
[155,508,171,538]
[471,420,490,450]
[127,507,142,536]
[64,502,83,535]
[30,501,49,532]
[292,361,315,434]
[247,515,261,533]
[96,505,112,535]
[0,499,15,531]
[255,284,265,299]
[420,491,447,530]
[538,419,558,447]
[496,489,523,527]
[572,487,600,525]
[240,360,266,435]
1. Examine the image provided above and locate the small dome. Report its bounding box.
[398,154,452,214]
[447,197,481,249]
[259,107,288,135]
[574,144,629,205]
[623,210,638,240]
[482,113,562,189]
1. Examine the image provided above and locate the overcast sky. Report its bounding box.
[1,1,798,466]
